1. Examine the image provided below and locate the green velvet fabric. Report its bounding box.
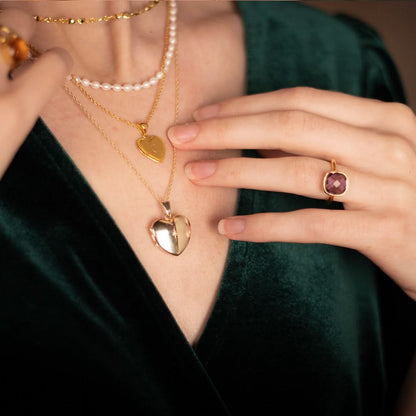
[1,2,415,415]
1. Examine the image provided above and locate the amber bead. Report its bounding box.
[11,37,30,62]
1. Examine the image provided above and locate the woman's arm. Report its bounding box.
[397,352,416,415]
[0,9,71,180]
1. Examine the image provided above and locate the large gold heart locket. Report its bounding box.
[149,202,191,256]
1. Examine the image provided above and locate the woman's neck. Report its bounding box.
[1,1,168,82]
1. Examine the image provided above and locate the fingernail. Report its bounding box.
[167,123,199,143]
[193,104,219,121]
[218,218,245,235]
[185,161,216,180]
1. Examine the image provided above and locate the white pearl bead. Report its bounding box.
[133,84,142,91]
[123,84,133,92]
[81,79,90,87]
[91,81,101,89]
[149,77,158,85]
[112,84,122,92]
[169,38,177,45]
[156,71,163,79]
[102,83,111,91]
[164,58,171,67]
[143,81,151,89]
[170,15,177,22]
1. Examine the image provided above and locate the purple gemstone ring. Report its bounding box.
[323,159,349,202]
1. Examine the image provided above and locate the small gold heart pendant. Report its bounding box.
[136,134,166,164]
[149,202,191,256]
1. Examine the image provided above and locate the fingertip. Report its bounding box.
[185,161,216,181]
[42,47,73,75]
[13,47,73,86]
[192,110,201,121]
[218,219,226,235]
[193,104,219,121]
[11,47,73,119]
[218,217,246,236]
[167,123,199,145]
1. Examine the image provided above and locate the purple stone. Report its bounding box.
[325,172,347,195]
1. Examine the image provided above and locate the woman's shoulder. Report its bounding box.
[236,1,405,102]
[236,1,379,47]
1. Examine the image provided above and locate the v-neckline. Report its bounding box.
[21,0,258,367]
[32,115,253,358]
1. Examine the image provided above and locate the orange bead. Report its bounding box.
[10,37,30,64]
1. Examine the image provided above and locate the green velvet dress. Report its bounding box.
[1,2,415,415]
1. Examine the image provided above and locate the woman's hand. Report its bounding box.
[168,87,416,301]
[0,9,71,179]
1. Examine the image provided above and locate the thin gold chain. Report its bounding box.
[64,47,179,204]
[33,1,160,25]
[70,1,171,131]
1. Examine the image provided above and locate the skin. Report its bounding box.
[171,88,416,302]
[0,0,245,347]
[0,1,414,412]
[169,87,416,415]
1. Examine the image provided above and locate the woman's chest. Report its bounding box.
[39,11,246,345]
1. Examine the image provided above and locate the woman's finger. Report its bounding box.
[185,156,412,211]
[217,210,378,248]
[0,9,35,82]
[0,47,71,178]
[168,110,415,179]
[218,209,416,299]
[0,8,72,180]
[11,48,72,123]
[194,87,416,140]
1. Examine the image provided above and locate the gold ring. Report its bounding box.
[323,159,349,202]
[0,25,31,73]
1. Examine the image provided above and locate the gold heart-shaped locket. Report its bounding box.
[149,202,191,256]
[137,135,166,163]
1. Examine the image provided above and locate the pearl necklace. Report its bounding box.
[69,0,177,93]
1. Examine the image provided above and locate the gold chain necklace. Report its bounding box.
[33,1,160,25]
[64,49,191,256]
[71,73,167,163]
[69,0,172,164]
